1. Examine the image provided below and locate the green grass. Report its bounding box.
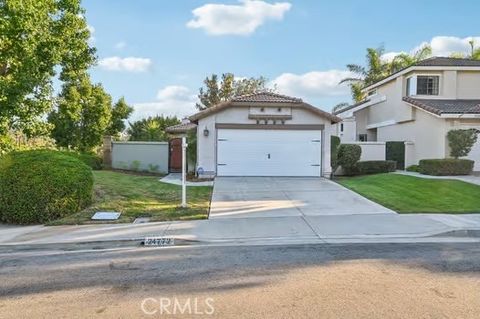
[337,173,480,214]
[49,170,212,225]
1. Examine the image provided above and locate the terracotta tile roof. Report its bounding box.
[165,122,197,133]
[415,57,480,67]
[403,97,480,115]
[231,92,303,103]
[189,92,341,123]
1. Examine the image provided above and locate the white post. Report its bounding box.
[181,136,187,208]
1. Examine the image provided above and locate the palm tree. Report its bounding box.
[341,45,432,103]
[340,46,390,102]
[389,44,432,73]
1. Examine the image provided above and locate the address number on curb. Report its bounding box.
[144,237,175,246]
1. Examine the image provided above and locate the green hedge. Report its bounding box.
[0,150,94,224]
[356,160,397,175]
[386,141,405,170]
[60,151,103,170]
[406,165,421,172]
[419,159,474,176]
[330,135,341,170]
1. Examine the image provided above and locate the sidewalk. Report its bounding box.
[395,170,480,186]
[2,213,480,247]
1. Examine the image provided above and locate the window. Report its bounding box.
[416,76,439,95]
[358,134,368,142]
[340,123,344,132]
[367,89,377,97]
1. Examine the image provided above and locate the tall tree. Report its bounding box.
[106,97,133,137]
[0,0,95,138]
[340,45,432,102]
[196,73,272,110]
[48,76,112,152]
[389,45,432,73]
[127,116,180,141]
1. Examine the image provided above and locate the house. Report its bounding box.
[334,57,480,171]
[184,92,341,177]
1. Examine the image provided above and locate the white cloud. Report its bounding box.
[114,41,127,50]
[429,36,480,56]
[186,0,291,36]
[271,70,355,100]
[98,56,152,72]
[87,25,95,44]
[132,85,197,120]
[383,36,480,60]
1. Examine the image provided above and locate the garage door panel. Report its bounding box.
[217,129,321,176]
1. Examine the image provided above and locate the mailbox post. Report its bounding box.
[181,136,187,208]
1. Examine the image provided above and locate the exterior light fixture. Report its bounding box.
[203,126,209,137]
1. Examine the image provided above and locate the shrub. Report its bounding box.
[330,135,341,175]
[0,150,94,224]
[406,165,421,172]
[356,160,397,175]
[419,159,474,176]
[386,141,405,169]
[447,129,479,158]
[337,144,362,174]
[61,151,103,170]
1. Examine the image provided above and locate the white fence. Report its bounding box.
[111,141,169,174]
[348,141,386,161]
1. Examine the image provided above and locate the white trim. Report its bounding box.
[440,113,480,119]
[363,65,480,92]
[335,95,386,117]
[366,119,397,129]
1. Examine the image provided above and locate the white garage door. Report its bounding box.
[217,129,322,176]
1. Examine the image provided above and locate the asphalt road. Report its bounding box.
[1,242,480,318]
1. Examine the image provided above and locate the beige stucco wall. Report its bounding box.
[377,107,449,163]
[457,71,480,99]
[196,105,334,177]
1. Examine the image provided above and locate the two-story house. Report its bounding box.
[334,57,480,171]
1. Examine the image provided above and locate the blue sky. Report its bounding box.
[83,0,480,120]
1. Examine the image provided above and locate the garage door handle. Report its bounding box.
[267,153,271,159]
[311,139,321,142]
[311,164,320,166]
[218,163,227,166]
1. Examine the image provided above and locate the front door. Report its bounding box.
[169,138,182,173]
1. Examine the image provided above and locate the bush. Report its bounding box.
[406,165,421,172]
[0,150,94,224]
[60,151,103,170]
[447,129,478,158]
[337,144,362,174]
[356,160,397,175]
[419,159,474,176]
[386,141,405,169]
[330,135,341,174]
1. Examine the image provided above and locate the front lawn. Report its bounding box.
[337,173,480,214]
[49,170,212,225]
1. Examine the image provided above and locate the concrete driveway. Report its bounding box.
[209,177,394,219]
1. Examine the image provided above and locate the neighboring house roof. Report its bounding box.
[189,92,341,123]
[333,99,370,115]
[403,97,480,115]
[165,121,197,134]
[231,92,303,103]
[415,57,480,67]
[364,57,480,91]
